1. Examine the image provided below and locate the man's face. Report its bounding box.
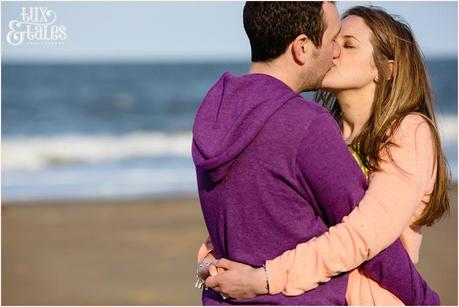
[303,2,341,91]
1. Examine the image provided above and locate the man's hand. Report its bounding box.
[205,258,268,299]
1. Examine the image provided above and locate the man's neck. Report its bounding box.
[249,61,303,93]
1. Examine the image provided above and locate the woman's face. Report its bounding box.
[321,15,378,93]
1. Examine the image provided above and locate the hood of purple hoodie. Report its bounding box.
[192,72,300,182]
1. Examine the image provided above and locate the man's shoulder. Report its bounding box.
[278,95,335,124]
[284,97,344,147]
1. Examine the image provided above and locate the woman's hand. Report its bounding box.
[205,258,268,299]
[197,253,220,281]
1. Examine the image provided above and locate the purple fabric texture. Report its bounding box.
[192,72,439,305]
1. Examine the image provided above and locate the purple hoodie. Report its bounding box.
[192,72,439,305]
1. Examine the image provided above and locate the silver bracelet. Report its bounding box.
[195,261,212,290]
[195,274,206,290]
[195,260,229,300]
[262,263,270,294]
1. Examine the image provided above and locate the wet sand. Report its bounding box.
[2,186,457,305]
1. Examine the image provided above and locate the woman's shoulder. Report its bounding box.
[375,113,436,182]
[393,113,433,142]
[400,113,430,126]
[381,113,435,165]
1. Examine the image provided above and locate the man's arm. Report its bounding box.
[266,113,439,305]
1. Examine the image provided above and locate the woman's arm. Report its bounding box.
[196,236,219,281]
[206,114,438,304]
[267,114,436,295]
[197,236,215,263]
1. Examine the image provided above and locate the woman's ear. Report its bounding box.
[291,34,310,65]
[387,60,394,80]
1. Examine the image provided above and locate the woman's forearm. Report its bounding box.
[197,235,215,263]
[266,115,435,296]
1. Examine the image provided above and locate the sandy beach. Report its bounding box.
[2,185,457,305]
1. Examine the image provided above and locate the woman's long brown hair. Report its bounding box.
[315,6,450,226]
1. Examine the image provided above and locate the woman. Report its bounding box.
[196,6,450,305]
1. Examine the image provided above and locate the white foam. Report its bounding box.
[437,114,458,144]
[2,164,198,202]
[2,114,457,172]
[2,132,193,171]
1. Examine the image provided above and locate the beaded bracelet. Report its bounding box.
[262,263,270,294]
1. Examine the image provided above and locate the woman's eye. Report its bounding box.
[344,43,354,49]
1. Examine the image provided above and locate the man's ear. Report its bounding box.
[291,34,310,65]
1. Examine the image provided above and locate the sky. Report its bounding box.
[2,1,458,63]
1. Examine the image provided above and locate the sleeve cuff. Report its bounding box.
[265,258,288,295]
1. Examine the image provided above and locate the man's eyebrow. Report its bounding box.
[342,35,361,42]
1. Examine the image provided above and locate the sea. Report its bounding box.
[2,59,458,202]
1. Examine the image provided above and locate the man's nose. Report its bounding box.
[333,42,341,58]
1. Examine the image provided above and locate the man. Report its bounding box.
[192,2,438,305]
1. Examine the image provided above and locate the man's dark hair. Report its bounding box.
[243,1,328,62]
